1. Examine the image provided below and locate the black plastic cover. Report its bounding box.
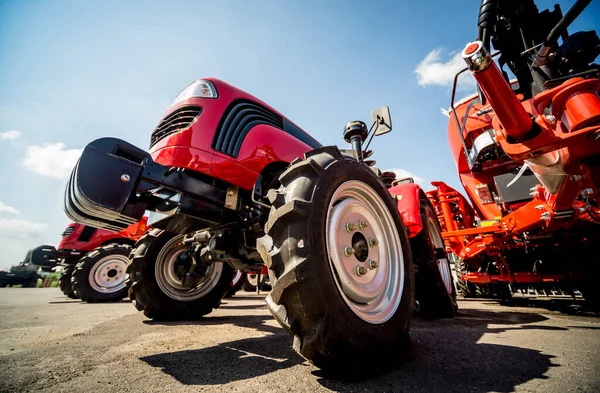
[494,169,540,204]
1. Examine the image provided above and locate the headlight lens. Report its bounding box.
[170,80,218,107]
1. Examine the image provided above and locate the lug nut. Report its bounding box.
[356,266,368,276]
[345,223,356,232]
[358,220,368,229]
[343,246,355,256]
[120,174,130,183]
[369,238,379,247]
[368,260,379,270]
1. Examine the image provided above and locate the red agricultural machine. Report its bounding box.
[63,79,456,367]
[427,0,599,304]
[29,218,147,302]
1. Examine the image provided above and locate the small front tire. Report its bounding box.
[128,230,233,320]
[59,264,78,299]
[71,244,131,303]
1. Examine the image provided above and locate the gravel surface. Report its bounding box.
[0,288,599,392]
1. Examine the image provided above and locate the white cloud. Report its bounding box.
[0,201,19,215]
[415,48,476,90]
[0,130,21,140]
[386,168,434,190]
[24,143,82,179]
[0,218,47,239]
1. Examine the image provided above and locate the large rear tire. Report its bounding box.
[411,200,457,318]
[257,147,414,370]
[127,230,233,320]
[59,264,78,299]
[71,244,130,303]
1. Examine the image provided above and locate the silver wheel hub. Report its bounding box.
[428,217,453,294]
[155,235,223,301]
[326,180,404,324]
[88,255,128,293]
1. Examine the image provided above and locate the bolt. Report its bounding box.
[227,191,234,196]
[343,246,355,256]
[358,220,368,229]
[356,266,368,276]
[367,260,378,270]
[570,174,583,181]
[545,114,556,126]
[345,222,356,232]
[225,202,232,208]
[120,174,130,183]
[368,238,379,247]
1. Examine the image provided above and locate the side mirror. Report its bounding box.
[372,106,392,136]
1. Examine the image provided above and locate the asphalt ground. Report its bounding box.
[0,288,599,393]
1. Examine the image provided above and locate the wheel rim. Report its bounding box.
[88,254,129,293]
[247,273,258,287]
[231,271,243,286]
[428,217,453,294]
[325,180,404,324]
[155,235,224,301]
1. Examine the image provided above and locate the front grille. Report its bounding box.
[77,226,97,242]
[150,105,202,148]
[61,226,75,237]
[213,99,284,157]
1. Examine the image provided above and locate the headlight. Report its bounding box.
[170,80,218,107]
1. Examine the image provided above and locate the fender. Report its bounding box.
[388,182,425,238]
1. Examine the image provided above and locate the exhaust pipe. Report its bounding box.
[462,41,535,142]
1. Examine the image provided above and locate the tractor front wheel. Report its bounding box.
[71,244,130,303]
[258,147,414,370]
[127,230,233,320]
[59,264,78,299]
[224,271,246,298]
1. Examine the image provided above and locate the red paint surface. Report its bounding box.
[58,217,148,252]
[149,78,316,190]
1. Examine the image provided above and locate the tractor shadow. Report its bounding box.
[500,297,599,317]
[140,313,305,385]
[48,299,131,305]
[139,298,565,391]
[317,309,562,392]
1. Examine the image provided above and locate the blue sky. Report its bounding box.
[0,0,598,269]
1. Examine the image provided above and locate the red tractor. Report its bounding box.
[427,0,599,304]
[30,218,147,302]
[64,77,456,369]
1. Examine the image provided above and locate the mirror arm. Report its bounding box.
[363,120,379,153]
